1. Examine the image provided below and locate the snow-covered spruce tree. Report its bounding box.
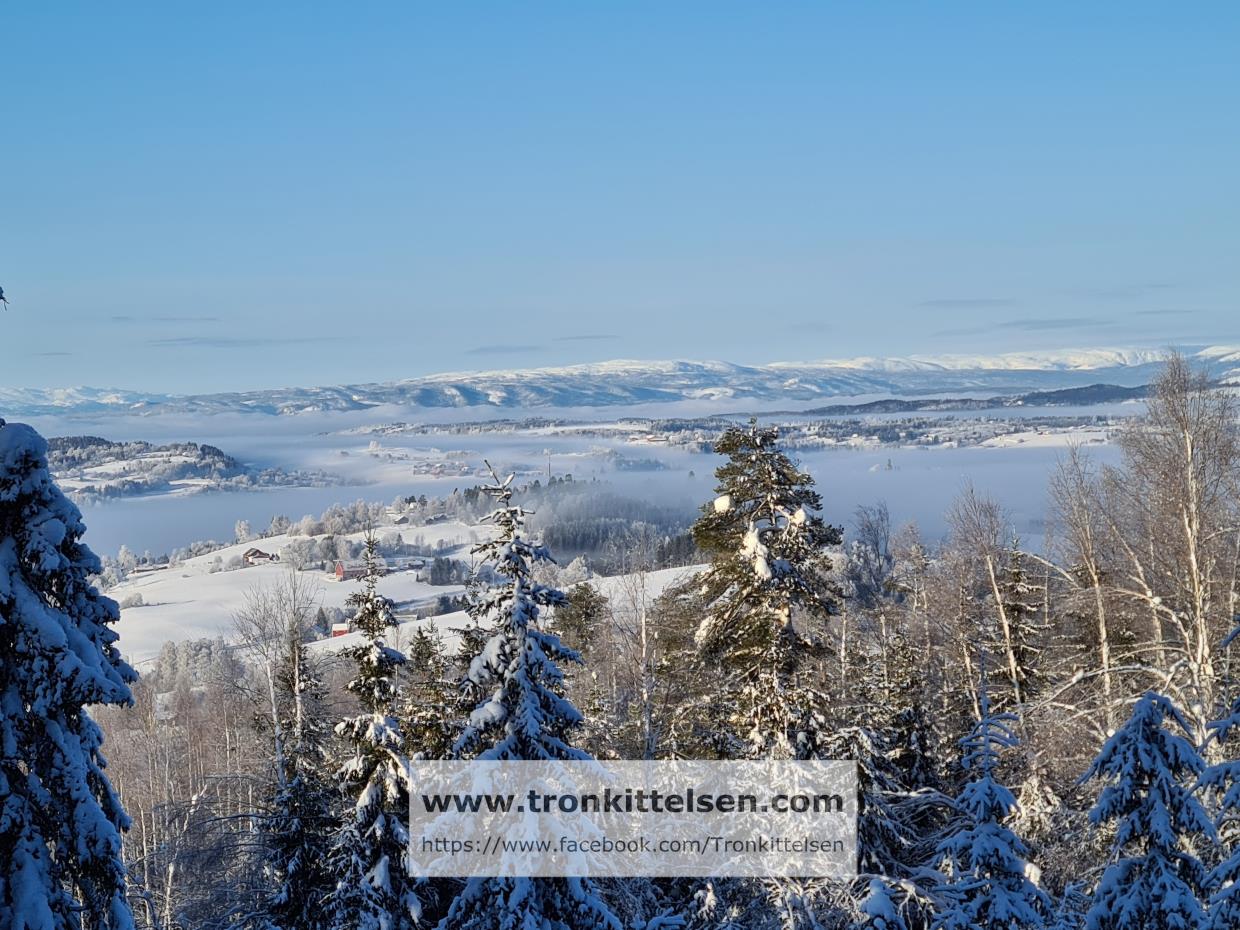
[0,421,138,930]
[994,545,1045,711]
[259,623,335,930]
[858,878,910,930]
[933,690,1050,930]
[1046,884,1089,930]
[439,467,619,930]
[400,623,458,761]
[551,580,609,659]
[885,627,942,792]
[327,536,423,930]
[690,419,842,759]
[1198,655,1240,930]
[1081,691,1213,930]
[824,726,918,880]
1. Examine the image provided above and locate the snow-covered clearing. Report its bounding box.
[111,520,481,662]
[978,425,1111,448]
[110,506,699,666]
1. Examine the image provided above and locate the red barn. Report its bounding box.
[334,557,388,581]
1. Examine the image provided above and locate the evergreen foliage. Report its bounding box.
[440,467,619,930]
[690,420,842,759]
[1198,660,1240,930]
[995,546,1046,710]
[552,581,609,659]
[401,623,459,761]
[1081,691,1213,930]
[259,627,335,930]
[824,727,917,879]
[327,536,422,930]
[0,422,138,930]
[859,878,910,930]
[933,691,1050,930]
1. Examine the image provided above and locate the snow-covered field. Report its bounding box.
[110,500,698,665]
[111,519,481,663]
[978,428,1110,448]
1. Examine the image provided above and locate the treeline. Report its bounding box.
[46,436,242,471]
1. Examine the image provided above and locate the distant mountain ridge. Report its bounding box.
[4,345,1238,418]
[802,383,1150,416]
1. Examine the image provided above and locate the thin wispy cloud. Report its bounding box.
[919,298,1019,310]
[149,335,334,349]
[931,317,1116,338]
[466,344,545,356]
[114,314,222,323]
[33,351,74,357]
[997,317,1115,332]
[793,321,832,334]
[1063,283,1178,301]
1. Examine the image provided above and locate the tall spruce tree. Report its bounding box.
[824,726,917,879]
[1199,657,1240,930]
[401,623,458,762]
[690,419,842,759]
[552,581,609,659]
[995,545,1045,710]
[1081,691,1213,930]
[327,536,422,930]
[259,623,335,930]
[0,421,137,930]
[885,627,942,791]
[439,467,619,930]
[933,690,1050,930]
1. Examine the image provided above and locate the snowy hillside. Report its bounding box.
[109,518,481,662]
[108,514,698,664]
[47,435,342,502]
[6,344,1239,418]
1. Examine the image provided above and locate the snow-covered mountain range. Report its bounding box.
[5,345,1239,418]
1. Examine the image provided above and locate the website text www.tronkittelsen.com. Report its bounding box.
[417,787,847,816]
[408,760,857,877]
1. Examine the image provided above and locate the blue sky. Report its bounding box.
[2,3,1237,393]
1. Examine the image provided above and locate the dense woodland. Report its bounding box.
[5,354,1240,930]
